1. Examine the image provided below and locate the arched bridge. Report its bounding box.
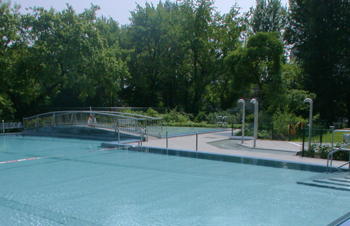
[23,111,162,141]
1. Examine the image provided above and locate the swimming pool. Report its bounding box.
[0,135,349,225]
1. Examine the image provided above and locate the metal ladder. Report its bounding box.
[326,129,350,173]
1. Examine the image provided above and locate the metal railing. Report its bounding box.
[2,120,23,133]
[23,111,162,138]
[327,129,350,173]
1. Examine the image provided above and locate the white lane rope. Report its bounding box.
[0,148,116,165]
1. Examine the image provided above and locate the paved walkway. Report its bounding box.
[128,130,347,167]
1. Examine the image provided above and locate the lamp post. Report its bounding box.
[237,99,245,144]
[303,98,313,150]
[250,98,259,148]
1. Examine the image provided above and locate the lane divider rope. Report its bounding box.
[0,148,116,165]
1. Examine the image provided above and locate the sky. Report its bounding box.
[13,0,289,26]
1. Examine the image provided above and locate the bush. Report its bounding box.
[145,108,159,117]
[205,111,238,125]
[235,128,271,139]
[303,141,350,161]
[162,109,192,123]
[194,111,207,123]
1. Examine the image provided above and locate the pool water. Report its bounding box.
[0,136,349,225]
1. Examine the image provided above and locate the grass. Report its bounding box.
[291,130,350,144]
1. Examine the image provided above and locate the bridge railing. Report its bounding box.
[23,111,162,138]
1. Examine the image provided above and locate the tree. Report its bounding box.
[203,5,247,110]
[0,0,34,119]
[225,32,284,113]
[281,60,316,116]
[176,0,236,113]
[121,1,181,108]
[22,4,129,114]
[122,0,242,113]
[286,0,350,124]
[248,0,288,34]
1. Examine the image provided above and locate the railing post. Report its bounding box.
[91,114,95,129]
[70,113,74,128]
[330,126,335,151]
[166,130,168,148]
[118,127,120,144]
[35,116,39,130]
[2,120,4,134]
[196,132,198,151]
[302,128,305,157]
[250,98,258,148]
[146,126,149,142]
[237,99,245,144]
[330,126,335,173]
[140,128,143,146]
[115,119,118,133]
[231,121,234,136]
[348,150,350,171]
[51,114,55,128]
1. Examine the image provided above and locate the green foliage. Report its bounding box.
[271,110,307,139]
[235,128,271,139]
[193,111,206,123]
[286,0,350,124]
[0,94,15,119]
[0,0,33,119]
[304,142,349,161]
[27,5,129,107]
[0,0,346,130]
[122,0,244,113]
[225,32,284,113]
[205,111,237,125]
[145,108,159,118]
[247,0,288,34]
[162,109,192,124]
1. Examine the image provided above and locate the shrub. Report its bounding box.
[303,141,350,161]
[194,111,207,123]
[145,108,159,117]
[162,109,192,123]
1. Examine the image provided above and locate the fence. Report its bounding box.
[23,111,163,138]
[1,121,23,133]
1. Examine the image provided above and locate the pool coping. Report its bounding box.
[101,142,332,173]
[159,128,231,138]
[328,211,350,226]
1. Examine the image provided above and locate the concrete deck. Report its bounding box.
[128,130,347,167]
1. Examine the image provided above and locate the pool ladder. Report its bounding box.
[326,129,350,174]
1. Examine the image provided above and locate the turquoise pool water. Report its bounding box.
[0,135,349,225]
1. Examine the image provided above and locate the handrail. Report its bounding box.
[23,110,162,138]
[97,111,162,120]
[23,111,147,121]
[326,148,350,173]
[326,129,350,173]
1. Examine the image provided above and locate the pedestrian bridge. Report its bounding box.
[23,111,162,141]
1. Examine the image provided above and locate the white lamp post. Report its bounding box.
[237,99,245,144]
[303,98,313,149]
[250,98,259,148]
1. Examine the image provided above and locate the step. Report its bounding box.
[297,181,350,191]
[313,178,350,187]
[329,177,350,183]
